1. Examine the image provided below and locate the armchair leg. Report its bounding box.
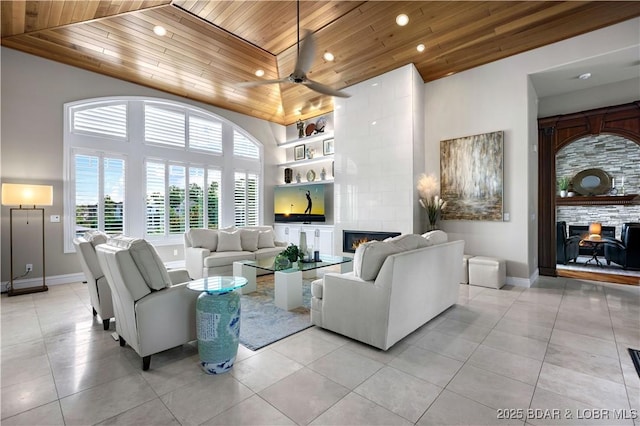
[92,307,97,316]
[102,319,110,330]
[119,335,126,347]
[142,356,151,371]
[607,260,611,265]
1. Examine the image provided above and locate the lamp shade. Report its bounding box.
[589,222,602,237]
[1,183,53,206]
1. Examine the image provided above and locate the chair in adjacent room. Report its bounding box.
[73,232,114,330]
[604,223,640,270]
[96,236,198,370]
[556,221,580,264]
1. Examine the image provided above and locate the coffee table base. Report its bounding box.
[274,270,303,310]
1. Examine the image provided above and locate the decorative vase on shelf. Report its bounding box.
[297,119,305,139]
[284,168,293,184]
[567,191,575,197]
[559,190,567,198]
[320,168,326,180]
[295,172,302,183]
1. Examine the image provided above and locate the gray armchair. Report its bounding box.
[73,233,114,330]
[605,223,640,270]
[96,236,198,370]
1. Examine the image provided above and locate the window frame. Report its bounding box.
[63,96,263,253]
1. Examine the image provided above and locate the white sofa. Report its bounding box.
[311,232,464,350]
[184,226,287,279]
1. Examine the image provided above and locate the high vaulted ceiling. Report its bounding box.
[2,1,640,125]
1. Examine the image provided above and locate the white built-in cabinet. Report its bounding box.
[274,224,334,256]
[277,130,335,185]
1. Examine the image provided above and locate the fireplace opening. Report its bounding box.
[342,230,401,253]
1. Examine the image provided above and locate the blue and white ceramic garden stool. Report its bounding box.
[186,276,247,374]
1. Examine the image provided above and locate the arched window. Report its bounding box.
[64,97,262,252]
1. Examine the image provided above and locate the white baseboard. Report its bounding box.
[1,272,85,293]
[506,269,539,288]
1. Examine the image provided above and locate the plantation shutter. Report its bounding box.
[103,158,126,234]
[207,169,221,229]
[145,104,185,147]
[247,173,259,226]
[233,130,259,159]
[74,154,99,235]
[189,167,205,229]
[189,115,222,153]
[234,172,247,227]
[168,165,186,234]
[145,162,166,235]
[72,103,127,139]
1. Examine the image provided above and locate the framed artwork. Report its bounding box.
[294,144,306,160]
[323,138,335,155]
[440,131,504,221]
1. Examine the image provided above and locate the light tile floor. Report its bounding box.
[1,276,639,425]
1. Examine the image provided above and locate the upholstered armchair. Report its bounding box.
[556,221,580,265]
[605,223,640,270]
[73,233,114,330]
[96,236,198,370]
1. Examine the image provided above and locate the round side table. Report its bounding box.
[187,276,247,374]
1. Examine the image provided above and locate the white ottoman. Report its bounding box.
[468,256,506,289]
[461,255,474,284]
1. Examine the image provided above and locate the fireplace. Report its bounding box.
[342,230,401,253]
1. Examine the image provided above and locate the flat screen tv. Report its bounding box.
[274,184,325,223]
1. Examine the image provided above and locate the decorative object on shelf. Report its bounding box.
[294,144,306,160]
[440,131,503,221]
[567,190,576,197]
[323,138,334,155]
[417,173,447,231]
[299,233,308,257]
[307,169,316,182]
[331,161,335,177]
[297,119,305,138]
[315,117,327,133]
[609,178,618,195]
[620,175,625,195]
[306,147,315,159]
[572,168,610,196]
[284,168,293,184]
[295,172,302,183]
[320,167,326,180]
[557,176,570,198]
[305,123,316,136]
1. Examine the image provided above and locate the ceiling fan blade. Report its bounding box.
[237,78,289,88]
[294,30,316,77]
[304,79,351,98]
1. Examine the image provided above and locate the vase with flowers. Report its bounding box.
[417,173,447,231]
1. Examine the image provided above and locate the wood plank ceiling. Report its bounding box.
[2,1,640,125]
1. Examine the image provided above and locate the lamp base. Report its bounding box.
[8,285,48,297]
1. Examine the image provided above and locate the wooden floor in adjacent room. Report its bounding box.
[557,255,640,286]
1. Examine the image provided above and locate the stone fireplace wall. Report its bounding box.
[556,134,640,238]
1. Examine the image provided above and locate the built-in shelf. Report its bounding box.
[276,180,333,187]
[278,156,334,168]
[277,131,333,149]
[556,194,639,206]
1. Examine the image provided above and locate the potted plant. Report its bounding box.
[557,176,570,197]
[281,244,303,263]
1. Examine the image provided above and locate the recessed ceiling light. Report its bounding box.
[323,52,335,62]
[578,72,592,80]
[417,44,425,52]
[153,25,167,36]
[371,121,377,125]
[396,14,409,26]
[255,69,265,77]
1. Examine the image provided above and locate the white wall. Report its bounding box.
[424,17,640,283]
[333,64,425,253]
[0,47,285,281]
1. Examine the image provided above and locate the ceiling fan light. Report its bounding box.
[578,72,592,80]
[323,52,335,62]
[153,25,167,36]
[417,44,425,52]
[396,14,409,26]
[255,69,265,77]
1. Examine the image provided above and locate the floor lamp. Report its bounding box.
[2,183,53,296]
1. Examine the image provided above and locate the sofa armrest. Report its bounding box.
[168,268,191,285]
[185,247,210,279]
[135,283,198,357]
[275,241,288,247]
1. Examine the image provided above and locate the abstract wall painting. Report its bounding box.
[440,131,504,221]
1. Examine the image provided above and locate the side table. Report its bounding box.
[187,276,247,374]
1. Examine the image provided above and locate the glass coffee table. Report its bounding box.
[233,255,353,310]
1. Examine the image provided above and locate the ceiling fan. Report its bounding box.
[238,1,350,98]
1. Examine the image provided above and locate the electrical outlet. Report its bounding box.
[26,264,33,272]
[173,249,178,256]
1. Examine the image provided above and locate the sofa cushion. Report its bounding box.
[189,228,218,251]
[240,228,260,251]
[385,234,429,251]
[257,229,276,248]
[204,251,254,268]
[354,241,401,281]
[217,229,243,252]
[422,230,448,246]
[254,246,285,259]
[84,230,108,247]
[311,279,324,299]
[107,236,170,291]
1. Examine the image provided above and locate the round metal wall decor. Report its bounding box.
[572,168,611,196]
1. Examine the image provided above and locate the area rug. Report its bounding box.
[239,277,312,351]
[629,348,640,378]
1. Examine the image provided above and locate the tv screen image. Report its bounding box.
[274,184,325,222]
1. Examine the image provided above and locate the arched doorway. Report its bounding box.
[537,101,640,284]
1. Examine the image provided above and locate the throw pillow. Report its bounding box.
[354,241,401,281]
[189,228,218,251]
[257,229,276,248]
[240,229,260,251]
[217,229,243,252]
[421,230,448,246]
